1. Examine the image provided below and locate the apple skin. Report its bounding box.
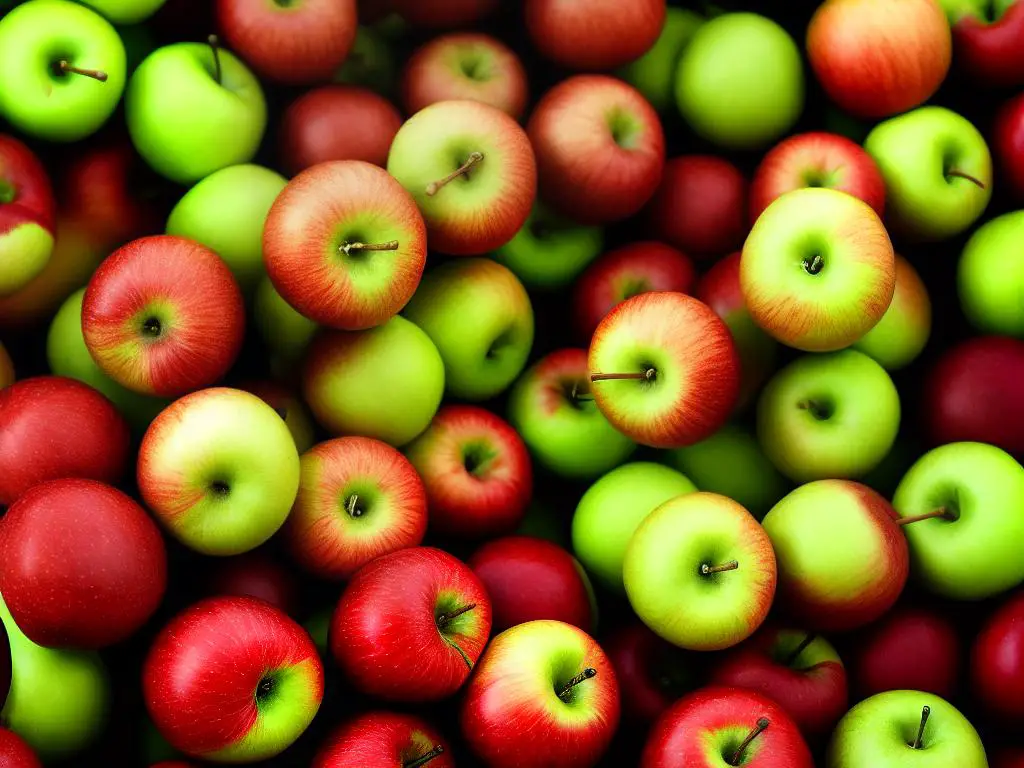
[525,0,663,70]
[527,75,665,225]
[252,275,318,376]
[957,211,1024,338]
[942,0,1024,87]
[237,379,315,454]
[208,552,298,616]
[0,728,41,768]
[144,596,323,763]
[78,0,166,23]
[313,711,454,768]
[285,436,428,580]
[973,590,1024,721]
[617,7,704,113]
[391,0,496,27]
[625,492,777,651]
[641,686,814,768]
[330,546,492,702]
[807,0,951,119]
[0,135,55,297]
[0,376,131,507]
[461,619,620,768]
[279,86,402,174]
[263,160,427,331]
[853,254,932,371]
[995,92,1024,201]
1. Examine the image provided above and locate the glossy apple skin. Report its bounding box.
[313,711,454,768]
[572,241,696,341]
[237,379,315,454]
[852,253,931,371]
[330,547,491,701]
[528,75,665,225]
[0,728,41,768]
[972,591,1024,720]
[643,155,748,259]
[208,552,299,616]
[216,0,357,84]
[0,134,55,295]
[996,93,1024,201]
[0,376,131,506]
[923,336,1024,458]
[947,1,1024,87]
[806,0,952,119]
[641,686,814,768]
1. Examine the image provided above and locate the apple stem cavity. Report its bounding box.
[569,381,594,403]
[426,152,484,196]
[436,603,476,628]
[590,369,656,382]
[730,718,770,766]
[895,507,951,527]
[207,34,223,84]
[912,705,931,750]
[945,170,986,189]
[558,667,597,701]
[345,494,363,519]
[783,633,816,667]
[339,240,400,256]
[802,253,824,275]
[56,60,108,82]
[701,560,739,576]
[405,746,445,768]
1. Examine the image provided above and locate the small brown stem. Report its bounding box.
[946,169,986,189]
[590,369,656,382]
[912,705,930,750]
[558,668,597,700]
[895,508,950,527]
[426,152,484,196]
[345,494,362,519]
[783,634,816,667]
[436,603,476,627]
[208,34,222,84]
[701,560,739,575]
[730,718,770,766]
[405,746,445,768]
[340,240,399,256]
[57,61,107,82]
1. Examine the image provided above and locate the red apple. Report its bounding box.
[972,591,1024,721]
[82,235,245,397]
[405,405,532,539]
[330,546,492,701]
[264,160,427,330]
[209,552,299,616]
[216,0,358,84]
[0,728,41,768]
[944,0,1024,87]
[0,134,55,297]
[0,376,131,506]
[391,0,497,27]
[285,436,428,580]
[527,75,665,225]
[279,86,403,175]
[749,132,886,222]
[643,155,748,259]
[995,92,1024,202]
[572,241,696,341]
[313,711,454,768]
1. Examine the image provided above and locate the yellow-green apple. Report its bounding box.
[403,258,534,401]
[617,7,704,113]
[958,210,1024,337]
[587,291,740,449]
[757,350,901,482]
[527,75,664,225]
[853,255,932,370]
[237,379,315,454]
[388,100,536,255]
[252,275,318,375]
[313,711,453,768]
[138,387,301,556]
[0,135,54,297]
[144,596,323,763]
[525,0,663,70]
[0,728,40,767]
[939,0,1024,87]
[77,0,166,23]
[285,436,427,580]
[572,461,696,594]
[301,317,445,446]
[624,492,776,651]
[996,93,1024,201]
[641,686,814,768]
[264,160,427,330]
[893,441,1024,599]
[0,343,11,389]
[330,546,491,701]
[508,348,636,479]
[0,0,126,142]
[215,0,356,84]
[971,590,1024,721]
[864,106,992,241]
[390,0,496,27]
[207,551,298,616]
[741,187,895,353]
[401,32,528,118]
[460,619,619,768]
[762,480,908,632]
[0,376,131,507]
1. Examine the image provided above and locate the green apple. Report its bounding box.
[674,12,803,149]
[79,0,165,24]
[666,422,790,520]
[893,441,1024,600]
[334,24,398,96]
[0,594,109,760]
[957,209,1024,338]
[126,39,267,185]
[252,275,319,376]
[853,254,932,370]
[571,461,696,594]
[757,350,901,483]
[864,106,992,241]
[403,258,534,401]
[618,7,704,113]
[827,690,987,768]
[0,0,127,142]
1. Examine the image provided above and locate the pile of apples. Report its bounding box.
[1,0,1024,765]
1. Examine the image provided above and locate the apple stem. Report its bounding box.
[783,633,816,667]
[895,508,950,527]
[345,494,363,518]
[426,152,484,196]
[912,705,930,750]
[730,718,770,766]
[590,369,656,382]
[946,170,986,189]
[208,34,222,84]
[701,560,739,575]
[436,603,476,627]
[56,60,108,82]
[405,746,445,768]
[558,667,597,700]
[339,240,400,256]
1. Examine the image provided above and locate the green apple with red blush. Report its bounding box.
[237,380,316,454]
[0,135,55,298]
[853,254,932,371]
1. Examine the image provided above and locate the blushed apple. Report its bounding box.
[853,254,932,370]
[314,711,453,768]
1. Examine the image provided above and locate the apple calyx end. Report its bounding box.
[339,240,400,256]
[895,507,952,527]
[207,34,222,84]
[56,60,108,82]
[557,667,597,701]
[700,560,739,576]
[426,151,485,196]
[405,745,445,768]
[590,368,656,383]
[911,705,931,750]
[729,717,770,766]
[945,169,986,190]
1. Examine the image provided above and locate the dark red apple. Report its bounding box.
[944,0,1024,87]
[313,711,454,768]
[972,591,1024,721]
[209,552,299,616]
[995,92,1024,202]
[0,728,41,767]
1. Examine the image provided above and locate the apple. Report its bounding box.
[588,291,740,449]
[165,163,287,297]
[302,317,445,447]
[388,100,536,255]
[864,106,992,241]
[508,347,636,479]
[313,711,453,768]
[0,135,55,297]
[675,13,804,149]
[0,728,40,768]
[0,343,11,389]
[461,619,619,768]
[208,551,298,616]
[78,0,166,23]
[330,546,491,701]
[893,441,1024,600]
[138,387,301,556]
[144,596,323,763]
[641,686,814,768]
[625,492,776,651]
[126,38,267,184]
[82,235,246,397]
[285,436,427,580]
[279,85,403,174]
[572,241,697,341]
[0,376,131,507]
[237,379,316,454]
[252,275,318,374]
[972,590,1024,721]
[995,92,1024,201]
[403,258,534,401]
[757,350,901,482]
[527,75,665,225]
[390,0,496,28]
[617,7,704,113]
[334,23,398,96]
[642,156,748,259]
[958,210,1024,337]
[0,0,127,142]
[264,160,427,331]
[940,0,1024,87]
[853,254,932,371]
[525,0,663,70]
[741,187,896,353]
